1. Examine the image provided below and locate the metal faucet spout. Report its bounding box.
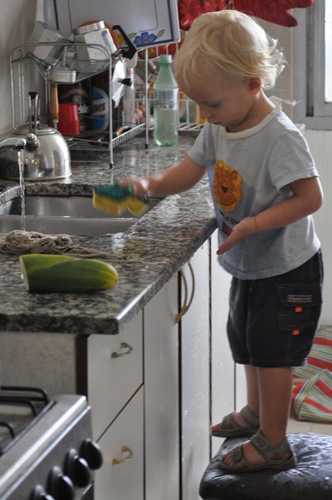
[0,134,39,153]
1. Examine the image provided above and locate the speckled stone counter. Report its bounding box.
[0,133,217,335]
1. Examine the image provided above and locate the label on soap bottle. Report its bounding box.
[90,86,109,132]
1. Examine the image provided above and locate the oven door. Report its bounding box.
[0,392,102,500]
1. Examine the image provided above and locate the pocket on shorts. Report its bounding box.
[277,284,322,331]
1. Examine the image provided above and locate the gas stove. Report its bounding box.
[0,387,102,499]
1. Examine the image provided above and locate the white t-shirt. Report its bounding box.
[188,103,321,279]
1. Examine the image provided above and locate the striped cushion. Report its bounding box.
[293,369,332,422]
[292,325,332,422]
[307,324,332,370]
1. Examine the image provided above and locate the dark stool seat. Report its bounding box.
[200,432,332,500]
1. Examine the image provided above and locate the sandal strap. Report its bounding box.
[251,430,292,462]
[239,405,259,427]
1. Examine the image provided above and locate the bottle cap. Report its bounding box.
[160,54,172,64]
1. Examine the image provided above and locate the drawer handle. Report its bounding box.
[112,445,133,464]
[175,262,195,323]
[111,342,133,358]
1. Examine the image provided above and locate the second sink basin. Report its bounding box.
[0,195,160,236]
[0,195,159,218]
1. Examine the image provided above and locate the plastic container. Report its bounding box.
[28,21,70,67]
[89,70,110,133]
[153,54,178,146]
[58,103,80,136]
[58,81,90,133]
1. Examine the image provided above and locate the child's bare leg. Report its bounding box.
[211,364,259,432]
[222,366,293,467]
[259,366,293,442]
[244,364,260,416]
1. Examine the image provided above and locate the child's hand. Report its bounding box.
[217,216,257,255]
[120,177,150,197]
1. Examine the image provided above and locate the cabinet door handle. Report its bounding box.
[111,342,133,358]
[175,262,195,323]
[112,445,133,464]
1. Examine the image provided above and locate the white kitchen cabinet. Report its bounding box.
[87,311,143,440]
[87,312,144,498]
[94,388,144,500]
[144,273,180,500]
[143,242,211,500]
[179,242,210,500]
[210,230,235,456]
[0,233,237,499]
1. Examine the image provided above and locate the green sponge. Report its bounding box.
[93,184,150,217]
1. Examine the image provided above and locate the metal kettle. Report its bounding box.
[0,92,71,181]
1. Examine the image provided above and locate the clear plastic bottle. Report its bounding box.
[123,59,136,128]
[153,54,179,146]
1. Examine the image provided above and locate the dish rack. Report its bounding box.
[9,40,203,166]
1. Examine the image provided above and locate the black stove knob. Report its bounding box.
[80,439,103,470]
[47,466,75,500]
[30,484,55,500]
[65,448,91,488]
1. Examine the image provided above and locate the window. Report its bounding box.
[325,0,332,102]
[293,1,332,129]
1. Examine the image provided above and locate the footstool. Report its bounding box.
[199,433,332,499]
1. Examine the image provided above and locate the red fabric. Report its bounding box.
[234,0,315,27]
[178,0,315,30]
[178,0,229,31]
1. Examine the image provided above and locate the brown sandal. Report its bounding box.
[211,405,259,438]
[218,430,297,473]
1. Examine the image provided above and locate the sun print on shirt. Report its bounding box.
[212,160,243,212]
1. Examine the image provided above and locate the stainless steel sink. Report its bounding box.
[0,195,160,236]
[0,215,135,235]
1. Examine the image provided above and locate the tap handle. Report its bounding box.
[25,133,39,152]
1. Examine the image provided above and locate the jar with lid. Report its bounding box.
[74,21,116,70]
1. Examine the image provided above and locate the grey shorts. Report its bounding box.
[227,250,324,368]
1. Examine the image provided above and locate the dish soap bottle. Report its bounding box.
[153,54,178,146]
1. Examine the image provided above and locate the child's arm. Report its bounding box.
[120,156,206,197]
[217,176,323,255]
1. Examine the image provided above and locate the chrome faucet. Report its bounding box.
[0,133,39,153]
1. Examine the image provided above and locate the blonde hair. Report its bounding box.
[174,10,285,89]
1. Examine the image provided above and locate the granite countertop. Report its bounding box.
[0,133,217,335]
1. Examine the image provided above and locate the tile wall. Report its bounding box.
[0,0,39,135]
